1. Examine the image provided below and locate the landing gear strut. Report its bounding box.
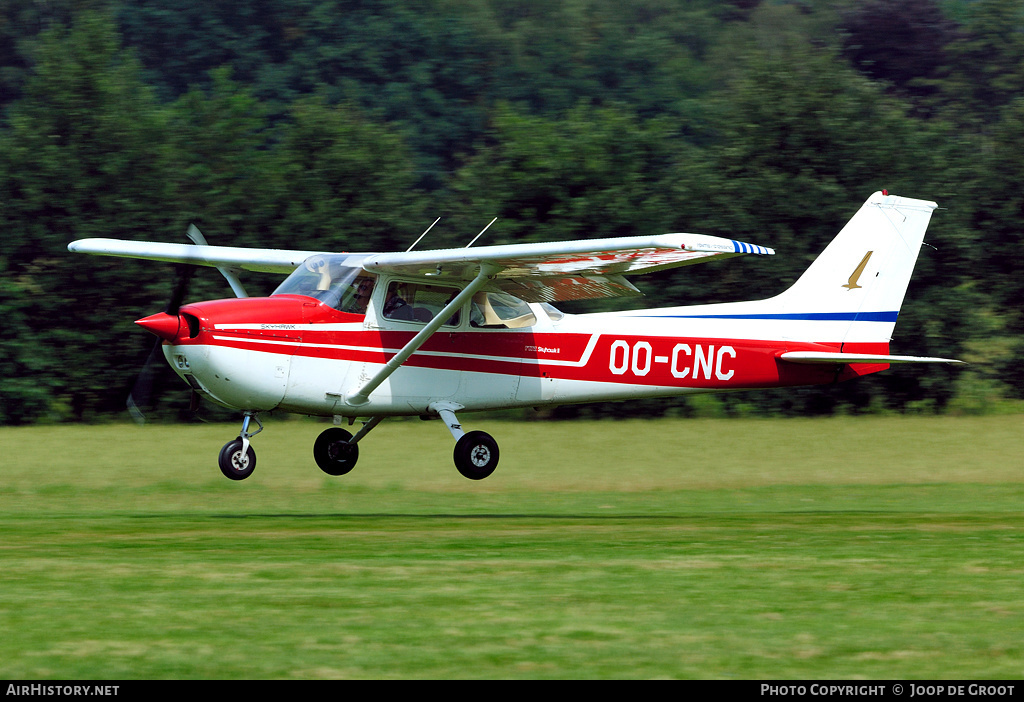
[218,412,262,480]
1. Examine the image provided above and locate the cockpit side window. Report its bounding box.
[382,281,461,326]
[337,275,376,314]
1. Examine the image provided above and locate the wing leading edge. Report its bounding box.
[67,238,334,274]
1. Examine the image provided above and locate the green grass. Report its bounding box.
[1,415,1022,679]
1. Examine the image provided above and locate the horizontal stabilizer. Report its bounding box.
[779,351,964,365]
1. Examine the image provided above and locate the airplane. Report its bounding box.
[68,191,963,481]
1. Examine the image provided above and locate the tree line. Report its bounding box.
[1,0,1022,424]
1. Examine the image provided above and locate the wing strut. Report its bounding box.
[186,225,249,298]
[343,264,501,407]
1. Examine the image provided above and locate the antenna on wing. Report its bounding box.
[407,217,441,252]
[465,217,497,248]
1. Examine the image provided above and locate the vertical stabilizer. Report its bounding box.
[769,192,937,346]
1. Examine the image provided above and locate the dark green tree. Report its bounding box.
[0,0,113,113]
[0,0,1007,422]
[963,96,1024,397]
[692,6,971,413]
[0,12,173,421]
[270,94,428,254]
[838,0,959,111]
[443,100,703,259]
[943,0,1024,124]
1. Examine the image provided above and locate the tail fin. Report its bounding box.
[769,191,937,348]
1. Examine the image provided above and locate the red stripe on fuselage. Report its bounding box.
[203,329,886,389]
[176,296,890,390]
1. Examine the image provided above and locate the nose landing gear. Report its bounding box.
[218,412,262,480]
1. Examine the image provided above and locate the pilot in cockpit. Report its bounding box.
[382,283,411,319]
[347,276,375,314]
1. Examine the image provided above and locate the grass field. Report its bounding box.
[1,415,1022,679]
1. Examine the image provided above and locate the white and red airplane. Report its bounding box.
[69,191,962,481]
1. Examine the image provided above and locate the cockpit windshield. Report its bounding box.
[272,254,376,314]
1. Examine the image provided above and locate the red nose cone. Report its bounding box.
[135,312,182,342]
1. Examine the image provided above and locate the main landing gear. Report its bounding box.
[313,427,358,476]
[311,416,381,476]
[432,403,500,480]
[217,405,500,481]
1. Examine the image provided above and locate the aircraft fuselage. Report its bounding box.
[160,292,888,418]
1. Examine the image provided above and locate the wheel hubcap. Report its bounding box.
[231,451,249,471]
[470,444,491,467]
[328,442,350,463]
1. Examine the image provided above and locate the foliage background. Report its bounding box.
[0,0,1021,424]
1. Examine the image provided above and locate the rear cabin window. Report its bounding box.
[470,292,537,329]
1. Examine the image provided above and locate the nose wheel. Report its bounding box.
[218,438,256,480]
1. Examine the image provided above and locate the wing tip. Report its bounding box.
[728,239,775,256]
[674,234,774,256]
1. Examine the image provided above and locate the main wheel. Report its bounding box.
[218,439,256,481]
[453,430,499,480]
[313,427,359,476]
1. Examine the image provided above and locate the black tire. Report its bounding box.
[453,430,499,480]
[218,439,256,481]
[313,427,359,476]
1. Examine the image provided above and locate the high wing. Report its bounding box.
[70,231,773,409]
[365,233,773,302]
[68,232,772,302]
